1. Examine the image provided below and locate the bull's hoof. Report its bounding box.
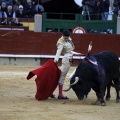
[84,95,87,99]
[78,97,84,100]
[78,99,83,100]
[101,102,106,106]
[106,95,111,101]
[106,97,110,101]
[98,101,106,106]
[116,98,120,103]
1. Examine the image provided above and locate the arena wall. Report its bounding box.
[0,31,120,66]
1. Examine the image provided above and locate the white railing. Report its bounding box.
[0,54,119,60]
[0,54,85,59]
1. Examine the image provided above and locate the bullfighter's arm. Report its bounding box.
[54,43,63,63]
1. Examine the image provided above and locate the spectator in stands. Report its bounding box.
[13,0,27,12]
[15,5,26,26]
[0,5,7,25]
[13,0,21,12]
[99,0,110,20]
[25,0,36,18]
[0,0,13,6]
[33,0,44,14]
[113,0,120,15]
[1,2,7,12]
[82,0,95,20]
[19,0,27,7]
[93,0,102,20]
[118,10,120,17]
[13,0,31,12]
[6,5,16,25]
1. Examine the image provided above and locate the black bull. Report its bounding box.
[64,51,120,106]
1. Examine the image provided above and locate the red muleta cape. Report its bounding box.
[26,59,61,100]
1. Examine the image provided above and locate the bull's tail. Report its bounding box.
[111,62,120,90]
[111,81,120,90]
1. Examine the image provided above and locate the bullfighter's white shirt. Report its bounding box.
[54,36,75,62]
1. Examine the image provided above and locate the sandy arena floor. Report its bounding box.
[0,65,120,120]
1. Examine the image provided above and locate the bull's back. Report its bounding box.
[93,51,119,75]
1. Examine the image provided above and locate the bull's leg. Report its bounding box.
[92,87,100,100]
[113,80,120,102]
[92,87,103,105]
[94,64,106,106]
[106,84,111,101]
[115,88,120,102]
[113,77,120,102]
[98,81,106,106]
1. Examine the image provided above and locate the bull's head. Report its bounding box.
[63,75,91,100]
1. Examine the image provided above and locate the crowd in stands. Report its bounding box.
[0,0,120,26]
[113,0,120,15]
[0,0,44,26]
[81,0,120,20]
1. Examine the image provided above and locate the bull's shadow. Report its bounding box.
[38,93,117,106]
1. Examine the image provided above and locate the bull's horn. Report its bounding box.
[63,77,79,92]
[69,68,76,81]
[63,85,71,92]
[70,77,79,86]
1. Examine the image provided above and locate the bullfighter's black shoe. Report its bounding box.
[58,96,69,99]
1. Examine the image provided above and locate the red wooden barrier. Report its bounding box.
[0,31,120,56]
